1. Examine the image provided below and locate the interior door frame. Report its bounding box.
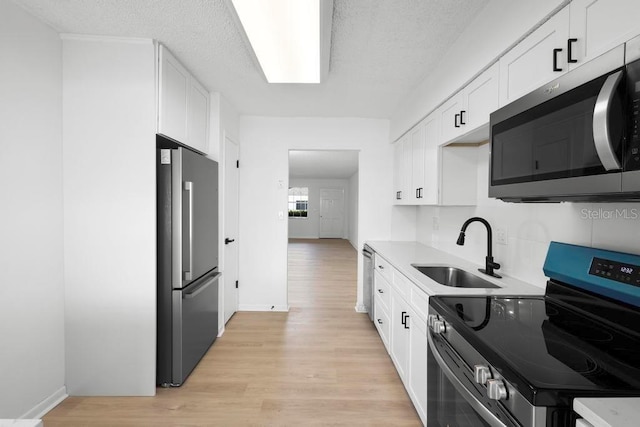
[222,133,240,328]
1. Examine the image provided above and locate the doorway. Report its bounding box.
[287,150,359,306]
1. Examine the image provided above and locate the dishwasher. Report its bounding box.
[362,244,374,321]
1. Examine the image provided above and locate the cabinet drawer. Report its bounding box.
[392,269,411,300]
[374,296,390,352]
[374,254,393,283]
[373,270,391,311]
[410,285,429,321]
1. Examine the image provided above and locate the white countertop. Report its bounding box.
[0,421,42,427]
[365,241,545,297]
[574,398,640,427]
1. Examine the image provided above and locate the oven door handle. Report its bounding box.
[593,70,623,171]
[428,333,508,427]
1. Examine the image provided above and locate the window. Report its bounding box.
[288,187,308,217]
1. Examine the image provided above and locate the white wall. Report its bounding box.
[288,178,350,239]
[390,0,567,141]
[0,0,66,417]
[416,144,640,288]
[238,117,392,311]
[348,171,359,248]
[62,36,156,396]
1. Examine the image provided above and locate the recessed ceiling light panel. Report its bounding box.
[231,0,321,83]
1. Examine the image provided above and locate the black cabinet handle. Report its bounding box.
[416,188,419,198]
[401,311,407,326]
[377,289,384,294]
[396,191,401,200]
[553,48,563,72]
[460,110,466,125]
[454,113,460,128]
[404,315,410,329]
[225,238,235,244]
[378,265,384,270]
[568,38,578,63]
[418,188,423,199]
[377,319,383,325]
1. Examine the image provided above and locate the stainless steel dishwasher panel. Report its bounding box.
[362,245,374,321]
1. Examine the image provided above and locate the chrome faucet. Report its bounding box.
[456,217,501,278]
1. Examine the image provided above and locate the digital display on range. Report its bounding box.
[589,257,640,287]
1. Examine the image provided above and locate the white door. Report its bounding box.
[318,188,345,238]
[224,137,239,324]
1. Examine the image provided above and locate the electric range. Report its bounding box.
[426,242,640,427]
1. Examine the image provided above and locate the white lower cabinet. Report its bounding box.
[407,313,428,424]
[375,262,428,426]
[374,270,392,352]
[390,292,410,380]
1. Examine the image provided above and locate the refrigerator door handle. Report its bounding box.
[184,181,194,281]
[184,272,220,299]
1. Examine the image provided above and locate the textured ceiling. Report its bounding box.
[289,150,358,179]
[13,0,490,118]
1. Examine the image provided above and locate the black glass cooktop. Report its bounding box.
[430,282,640,405]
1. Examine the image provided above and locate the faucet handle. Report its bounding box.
[490,261,501,270]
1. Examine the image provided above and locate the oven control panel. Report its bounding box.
[589,257,640,286]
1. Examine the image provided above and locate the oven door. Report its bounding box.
[489,45,627,201]
[427,333,518,427]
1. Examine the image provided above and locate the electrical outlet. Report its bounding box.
[496,227,508,245]
[432,217,440,230]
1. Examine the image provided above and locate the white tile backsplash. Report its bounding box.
[412,144,640,289]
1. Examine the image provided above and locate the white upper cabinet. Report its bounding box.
[158,45,210,153]
[410,125,425,204]
[158,46,189,144]
[464,62,499,132]
[499,7,570,106]
[417,114,440,205]
[439,63,499,145]
[186,78,210,154]
[569,0,640,70]
[393,136,408,205]
[393,111,477,206]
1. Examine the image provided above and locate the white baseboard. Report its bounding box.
[217,325,225,337]
[354,304,367,313]
[20,386,67,419]
[238,304,290,312]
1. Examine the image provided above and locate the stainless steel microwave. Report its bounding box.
[489,37,640,202]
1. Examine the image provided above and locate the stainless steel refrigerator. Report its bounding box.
[157,137,219,387]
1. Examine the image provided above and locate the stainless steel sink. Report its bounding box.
[412,265,500,288]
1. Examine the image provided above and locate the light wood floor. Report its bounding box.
[43,238,419,426]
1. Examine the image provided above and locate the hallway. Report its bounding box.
[44,239,419,425]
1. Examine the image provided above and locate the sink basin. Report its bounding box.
[412,265,500,288]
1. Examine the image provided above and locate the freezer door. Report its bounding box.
[171,271,220,385]
[172,147,218,289]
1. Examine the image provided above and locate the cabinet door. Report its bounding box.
[421,114,440,205]
[393,139,405,203]
[410,125,425,204]
[187,78,209,153]
[499,7,570,106]
[390,293,410,381]
[464,62,499,131]
[569,0,640,70]
[408,313,428,425]
[439,92,465,144]
[158,46,189,143]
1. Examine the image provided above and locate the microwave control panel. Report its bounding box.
[627,59,640,170]
[589,257,640,287]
